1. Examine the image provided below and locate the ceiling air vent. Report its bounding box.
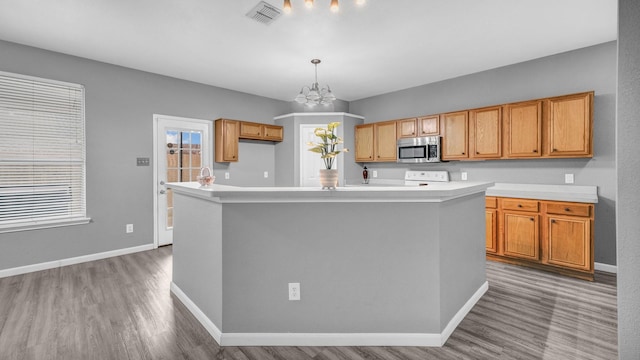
[246,1,282,25]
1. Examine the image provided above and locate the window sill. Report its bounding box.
[0,217,92,234]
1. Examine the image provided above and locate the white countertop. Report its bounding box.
[486,183,598,203]
[168,181,494,203]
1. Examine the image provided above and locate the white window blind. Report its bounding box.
[0,71,89,232]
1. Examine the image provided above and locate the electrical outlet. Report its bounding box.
[288,282,300,301]
[264,171,269,178]
[372,170,378,178]
[225,172,230,180]
[565,173,575,184]
[461,172,468,181]
[126,224,133,233]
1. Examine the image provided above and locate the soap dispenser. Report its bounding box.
[363,166,369,184]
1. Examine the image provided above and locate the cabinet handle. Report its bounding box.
[517,204,523,208]
[476,151,480,154]
[530,218,534,221]
[565,208,571,212]
[411,132,415,134]
[533,149,538,153]
[553,148,558,152]
[462,152,465,155]
[551,219,556,223]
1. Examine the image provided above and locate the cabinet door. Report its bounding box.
[397,118,417,138]
[239,122,263,139]
[503,212,539,261]
[263,125,283,141]
[355,124,375,162]
[543,216,592,271]
[418,115,439,136]
[547,92,593,157]
[374,121,397,161]
[215,119,239,162]
[486,209,498,254]
[441,111,468,160]
[504,101,542,158]
[470,106,502,159]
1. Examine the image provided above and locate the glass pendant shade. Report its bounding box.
[330,0,339,12]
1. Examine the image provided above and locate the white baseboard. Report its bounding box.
[0,243,155,279]
[170,282,222,344]
[595,262,617,274]
[171,280,488,347]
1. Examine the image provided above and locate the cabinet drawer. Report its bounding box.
[501,198,539,212]
[485,197,497,209]
[545,202,591,217]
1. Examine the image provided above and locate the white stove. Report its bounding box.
[403,170,450,186]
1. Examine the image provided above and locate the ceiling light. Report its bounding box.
[330,0,339,12]
[284,0,364,13]
[294,59,336,107]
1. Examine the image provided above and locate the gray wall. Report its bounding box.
[349,42,617,266]
[0,39,289,271]
[616,0,640,357]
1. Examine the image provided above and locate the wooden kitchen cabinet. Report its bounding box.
[503,100,543,158]
[215,119,239,162]
[397,118,418,138]
[542,201,593,272]
[487,196,595,280]
[485,196,498,254]
[355,121,397,162]
[418,115,440,136]
[374,121,397,161]
[216,119,282,162]
[469,106,502,159]
[440,111,468,160]
[354,124,375,162]
[546,92,593,157]
[263,125,283,141]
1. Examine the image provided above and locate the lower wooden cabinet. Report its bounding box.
[486,196,595,280]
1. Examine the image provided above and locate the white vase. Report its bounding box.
[319,169,339,189]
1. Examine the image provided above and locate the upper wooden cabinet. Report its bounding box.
[397,118,418,139]
[355,124,375,162]
[354,121,397,162]
[215,119,240,162]
[239,121,283,142]
[418,115,439,136]
[215,119,283,162]
[374,121,398,161]
[440,111,468,160]
[504,100,543,158]
[546,92,593,157]
[470,106,502,159]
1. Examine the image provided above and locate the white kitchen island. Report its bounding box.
[167,181,493,347]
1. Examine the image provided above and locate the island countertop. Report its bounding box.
[167,181,494,203]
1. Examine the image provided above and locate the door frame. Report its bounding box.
[152,114,213,248]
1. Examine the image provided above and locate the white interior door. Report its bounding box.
[300,124,333,187]
[154,115,212,247]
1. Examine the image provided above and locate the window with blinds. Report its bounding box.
[0,71,89,233]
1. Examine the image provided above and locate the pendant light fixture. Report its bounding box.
[283,0,365,13]
[294,59,336,107]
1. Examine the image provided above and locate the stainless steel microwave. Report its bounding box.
[397,136,441,163]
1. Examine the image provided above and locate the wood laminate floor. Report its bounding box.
[0,246,617,360]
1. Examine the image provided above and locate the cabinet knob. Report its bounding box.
[530,218,534,221]
[476,151,480,154]
[551,219,556,223]
[553,148,558,152]
[565,208,571,212]
[533,149,538,153]
[462,152,465,155]
[411,132,415,134]
[517,204,523,208]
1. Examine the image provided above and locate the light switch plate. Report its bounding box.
[461,172,468,181]
[225,172,230,180]
[136,157,150,166]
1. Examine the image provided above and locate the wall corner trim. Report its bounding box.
[0,243,155,279]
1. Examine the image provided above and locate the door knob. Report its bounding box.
[160,180,165,185]
[159,190,166,194]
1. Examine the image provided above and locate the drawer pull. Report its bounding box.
[518,204,523,208]
[530,218,534,221]
[551,219,556,224]
[533,149,538,153]
[462,152,465,155]
[565,208,571,212]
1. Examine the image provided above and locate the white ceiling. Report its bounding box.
[0,0,617,102]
